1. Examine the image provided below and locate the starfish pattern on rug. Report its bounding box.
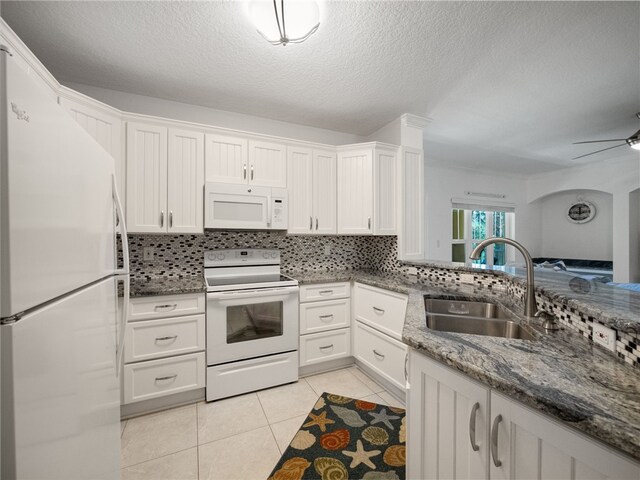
[303,411,336,432]
[342,439,382,469]
[369,408,401,429]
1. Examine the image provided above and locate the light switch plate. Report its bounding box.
[460,273,474,284]
[143,247,155,261]
[592,323,617,352]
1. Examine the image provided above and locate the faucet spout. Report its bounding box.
[469,237,538,318]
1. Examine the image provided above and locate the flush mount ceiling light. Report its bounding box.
[247,0,320,46]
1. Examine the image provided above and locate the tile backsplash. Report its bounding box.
[127,232,400,279]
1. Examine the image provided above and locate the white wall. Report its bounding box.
[536,190,612,261]
[424,163,540,262]
[65,82,365,146]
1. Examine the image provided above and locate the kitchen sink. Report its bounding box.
[424,298,537,341]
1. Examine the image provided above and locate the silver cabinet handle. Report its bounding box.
[373,349,385,359]
[469,402,480,452]
[319,344,334,350]
[319,290,333,295]
[154,304,177,311]
[316,217,318,230]
[368,217,371,229]
[243,164,247,179]
[169,211,173,228]
[491,414,503,467]
[310,216,313,230]
[319,314,334,321]
[155,335,178,342]
[160,210,164,227]
[155,374,177,382]
[404,352,409,382]
[373,306,385,314]
[250,165,254,180]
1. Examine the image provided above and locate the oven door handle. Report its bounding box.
[207,286,299,300]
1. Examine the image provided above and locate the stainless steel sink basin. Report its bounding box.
[424,299,512,319]
[424,298,537,341]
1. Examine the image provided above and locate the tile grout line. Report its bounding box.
[121,446,196,471]
[196,402,200,480]
[255,392,285,457]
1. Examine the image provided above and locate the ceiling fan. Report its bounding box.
[572,112,640,160]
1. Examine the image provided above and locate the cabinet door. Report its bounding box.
[313,149,337,234]
[126,122,168,233]
[204,133,248,184]
[60,93,125,204]
[408,351,490,480]
[373,147,397,235]
[490,392,640,480]
[167,128,204,233]
[248,140,287,187]
[287,146,314,234]
[337,149,373,234]
[398,147,425,260]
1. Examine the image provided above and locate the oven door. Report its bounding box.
[206,286,299,365]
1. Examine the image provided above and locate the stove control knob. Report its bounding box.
[271,252,277,258]
[263,252,270,259]
[217,254,225,260]
[207,253,216,261]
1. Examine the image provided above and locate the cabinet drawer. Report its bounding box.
[299,282,350,302]
[124,314,205,363]
[123,352,205,404]
[300,329,351,367]
[300,298,350,334]
[354,322,407,390]
[353,282,407,340]
[128,293,205,321]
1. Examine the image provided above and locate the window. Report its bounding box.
[451,207,514,267]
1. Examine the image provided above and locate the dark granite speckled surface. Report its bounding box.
[129,276,206,297]
[292,270,640,462]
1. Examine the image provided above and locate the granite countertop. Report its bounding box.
[129,276,206,297]
[291,269,640,461]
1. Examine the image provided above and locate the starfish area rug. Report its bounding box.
[267,392,406,480]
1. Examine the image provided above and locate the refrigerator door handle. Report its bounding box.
[112,175,129,275]
[115,274,130,378]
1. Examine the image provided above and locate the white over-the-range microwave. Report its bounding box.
[204,183,288,230]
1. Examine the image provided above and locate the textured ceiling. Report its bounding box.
[2,1,639,175]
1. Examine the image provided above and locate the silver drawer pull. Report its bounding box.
[319,314,334,321]
[155,374,178,382]
[469,402,480,452]
[373,306,385,314]
[319,344,334,350]
[373,349,385,360]
[319,290,333,295]
[155,335,178,342]
[154,304,177,311]
[310,216,313,230]
[491,414,503,467]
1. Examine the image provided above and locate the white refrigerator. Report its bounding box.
[0,44,129,479]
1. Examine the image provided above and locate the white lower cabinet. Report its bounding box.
[353,322,407,391]
[298,283,351,368]
[123,293,206,405]
[408,351,640,480]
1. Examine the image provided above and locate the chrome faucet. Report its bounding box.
[469,237,538,318]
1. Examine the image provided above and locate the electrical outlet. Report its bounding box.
[324,245,331,255]
[143,247,155,261]
[460,273,474,284]
[592,323,616,352]
[406,266,418,276]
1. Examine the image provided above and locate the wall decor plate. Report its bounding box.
[567,200,596,224]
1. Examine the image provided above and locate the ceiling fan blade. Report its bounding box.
[572,139,628,144]
[572,143,628,160]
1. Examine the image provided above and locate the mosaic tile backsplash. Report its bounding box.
[126,232,639,368]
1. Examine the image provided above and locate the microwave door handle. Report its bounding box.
[267,195,272,227]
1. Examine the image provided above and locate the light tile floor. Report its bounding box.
[120,365,405,480]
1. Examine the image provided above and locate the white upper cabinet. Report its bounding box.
[337,145,397,235]
[167,128,205,233]
[313,149,337,234]
[205,135,287,188]
[126,122,168,233]
[204,133,248,184]
[127,122,204,234]
[248,140,287,188]
[58,91,125,204]
[398,147,425,260]
[287,146,337,234]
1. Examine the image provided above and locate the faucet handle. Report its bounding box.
[535,310,560,332]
